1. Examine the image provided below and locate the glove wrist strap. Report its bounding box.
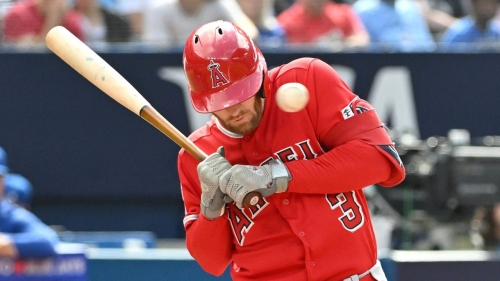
[269,160,291,193]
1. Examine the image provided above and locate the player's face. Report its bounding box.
[213,95,264,135]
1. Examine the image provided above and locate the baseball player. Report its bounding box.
[0,147,60,258]
[177,20,405,281]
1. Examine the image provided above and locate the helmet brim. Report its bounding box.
[191,60,264,113]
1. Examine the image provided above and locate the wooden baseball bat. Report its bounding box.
[45,26,261,208]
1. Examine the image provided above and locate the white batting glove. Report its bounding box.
[197,147,233,220]
[219,160,291,208]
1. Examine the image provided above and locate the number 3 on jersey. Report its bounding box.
[326,191,364,232]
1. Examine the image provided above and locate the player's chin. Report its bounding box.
[230,121,258,135]
[222,112,261,135]
[231,125,251,135]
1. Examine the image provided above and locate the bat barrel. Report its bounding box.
[45,26,150,116]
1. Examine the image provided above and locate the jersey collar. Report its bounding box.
[215,117,243,139]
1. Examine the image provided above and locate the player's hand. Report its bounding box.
[197,147,233,220]
[219,160,291,208]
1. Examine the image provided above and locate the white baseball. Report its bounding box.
[275,82,309,112]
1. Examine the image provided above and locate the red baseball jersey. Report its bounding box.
[3,0,83,42]
[178,58,405,281]
[277,2,366,43]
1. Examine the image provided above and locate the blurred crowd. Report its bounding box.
[0,0,499,51]
[2,0,500,256]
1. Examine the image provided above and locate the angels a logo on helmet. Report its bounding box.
[207,60,229,88]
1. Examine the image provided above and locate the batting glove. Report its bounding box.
[219,160,291,208]
[197,147,233,220]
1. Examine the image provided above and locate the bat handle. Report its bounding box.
[139,106,262,207]
[140,106,208,160]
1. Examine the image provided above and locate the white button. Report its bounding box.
[299,231,305,237]
[283,199,289,205]
[310,261,316,267]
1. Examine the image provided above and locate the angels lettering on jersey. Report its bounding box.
[226,138,365,246]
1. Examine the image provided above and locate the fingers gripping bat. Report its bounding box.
[45,26,262,208]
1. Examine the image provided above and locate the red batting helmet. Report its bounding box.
[183,20,267,113]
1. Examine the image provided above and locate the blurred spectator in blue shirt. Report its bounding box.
[353,0,436,51]
[0,147,59,259]
[440,0,500,48]
[237,0,286,47]
[414,0,459,39]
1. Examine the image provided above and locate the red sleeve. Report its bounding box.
[324,3,366,37]
[63,11,83,41]
[286,139,392,193]
[284,59,404,193]
[342,5,366,36]
[177,149,233,276]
